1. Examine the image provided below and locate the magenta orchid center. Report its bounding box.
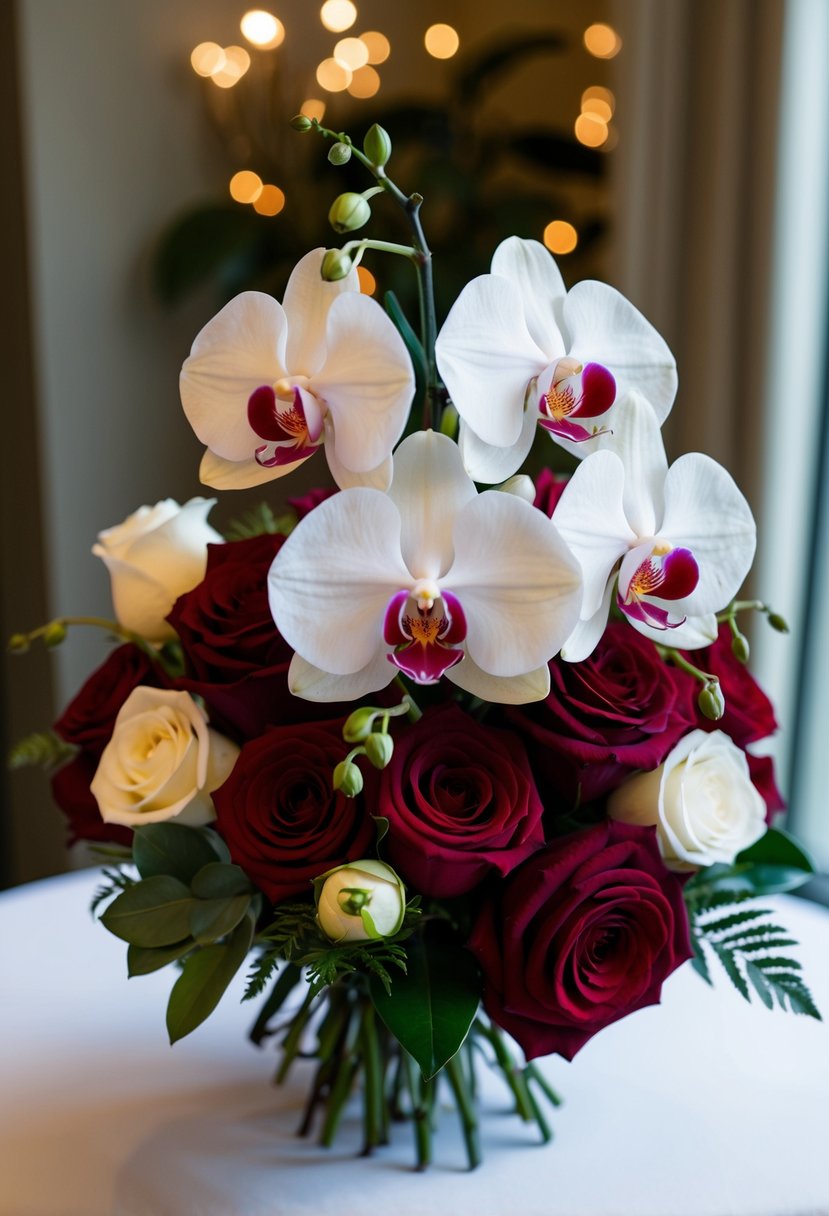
[537,357,616,444]
[617,541,699,632]
[383,583,467,684]
[248,379,324,468]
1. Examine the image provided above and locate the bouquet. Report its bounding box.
[11,117,819,1171]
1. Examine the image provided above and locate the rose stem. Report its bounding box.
[249,962,302,1046]
[318,1002,362,1148]
[524,1061,563,1109]
[474,1018,534,1121]
[444,1051,482,1169]
[359,999,385,1155]
[274,986,317,1084]
[404,1052,433,1170]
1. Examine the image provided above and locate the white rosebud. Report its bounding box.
[315,860,405,942]
[93,498,222,642]
[608,729,767,872]
[90,687,238,828]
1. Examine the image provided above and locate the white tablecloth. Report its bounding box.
[1,869,828,1216]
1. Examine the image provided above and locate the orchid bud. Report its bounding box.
[315,860,406,942]
[333,758,363,797]
[364,732,394,770]
[290,114,313,132]
[767,612,789,633]
[321,249,354,281]
[328,191,371,233]
[698,680,725,721]
[343,707,379,743]
[8,633,29,654]
[363,123,392,168]
[731,631,750,663]
[42,621,68,648]
[328,141,352,165]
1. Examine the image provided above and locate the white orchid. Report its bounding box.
[267,430,583,704]
[434,236,677,483]
[553,391,756,660]
[179,248,415,491]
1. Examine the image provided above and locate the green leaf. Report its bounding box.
[100,875,194,947]
[737,827,815,874]
[711,940,750,999]
[166,913,254,1044]
[224,501,296,541]
[127,938,195,976]
[191,862,252,900]
[369,936,482,1080]
[8,729,78,772]
[248,961,302,1039]
[132,823,225,884]
[189,893,252,945]
[384,291,427,396]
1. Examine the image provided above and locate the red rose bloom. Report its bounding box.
[212,721,375,904]
[506,623,697,808]
[468,820,692,1061]
[379,705,545,897]
[533,468,569,517]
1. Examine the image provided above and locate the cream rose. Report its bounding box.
[90,687,238,828]
[607,728,766,871]
[315,860,406,942]
[93,498,222,642]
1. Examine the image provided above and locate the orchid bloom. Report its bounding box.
[267,431,583,704]
[179,249,415,491]
[434,236,677,484]
[552,391,756,660]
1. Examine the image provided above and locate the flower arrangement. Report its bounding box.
[11,117,820,1171]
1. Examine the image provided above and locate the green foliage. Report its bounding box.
[223,501,296,541]
[685,828,815,902]
[166,912,255,1043]
[8,730,78,772]
[90,866,136,916]
[132,822,228,884]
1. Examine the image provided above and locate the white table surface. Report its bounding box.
[1,869,828,1216]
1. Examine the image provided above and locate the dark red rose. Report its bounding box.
[213,721,375,904]
[747,752,786,824]
[533,468,569,517]
[690,623,778,747]
[506,623,697,808]
[168,534,344,740]
[51,644,169,845]
[467,820,692,1061]
[287,487,337,519]
[379,705,545,897]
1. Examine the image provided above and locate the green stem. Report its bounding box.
[658,647,716,686]
[474,1018,533,1121]
[404,1052,433,1170]
[359,1000,385,1153]
[524,1061,563,1108]
[274,986,317,1083]
[341,237,417,262]
[392,676,422,721]
[15,615,167,669]
[319,1003,362,1147]
[445,1052,482,1169]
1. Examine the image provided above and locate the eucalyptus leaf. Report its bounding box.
[166,913,254,1044]
[189,894,252,945]
[100,875,194,947]
[370,936,481,1080]
[127,938,195,976]
[133,823,224,884]
[191,862,253,900]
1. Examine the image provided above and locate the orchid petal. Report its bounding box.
[458,404,537,484]
[386,431,476,580]
[559,580,615,662]
[446,655,551,704]
[199,448,310,490]
[489,236,567,355]
[563,281,677,421]
[628,611,719,650]
[312,293,414,474]
[553,451,635,618]
[435,275,550,448]
[281,247,359,377]
[180,292,288,462]
[288,651,393,702]
[268,488,410,675]
[659,453,757,614]
[323,428,392,490]
[445,493,582,677]
[600,390,668,537]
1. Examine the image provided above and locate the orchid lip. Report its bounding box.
[248,384,322,468]
[617,544,699,632]
[384,588,467,685]
[539,359,616,430]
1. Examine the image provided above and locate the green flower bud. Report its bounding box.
[290,114,313,132]
[364,732,394,770]
[42,621,68,648]
[328,141,352,165]
[731,631,750,663]
[363,123,392,168]
[8,633,30,654]
[321,248,354,281]
[698,680,725,721]
[767,612,789,633]
[328,191,371,234]
[333,758,364,797]
[342,706,379,743]
[315,859,406,942]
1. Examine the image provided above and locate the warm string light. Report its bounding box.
[316,57,352,91]
[359,30,390,64]
[348,65,380,98]
[191,42,250,88]
[300,98,326,122]
[229,173,285,216]
[334,36,369,70]
[575,85,618,150]
[543,221,578,255]
[424,23,459,59]
[320,0,357,33]
[240,10,285,49]
[583,22,622,59]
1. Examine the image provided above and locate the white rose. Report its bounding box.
[93,498,222,642]
[90,687,238,828]
[316,860,406,942]
[607,728,767,872]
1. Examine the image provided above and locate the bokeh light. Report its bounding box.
[230,170,264,203]
[347,64,380,98]
[424,23,459,59]
[191,42,225,77]
[300,97,326,122]
[212,45,251,88]
[582,85,615,113]
[357,265,376,295]
[253,184,286,216]
[316,57,352,91]
[583,23,622,58]
[543,220,578,255]
[582,97,613,122]
[359,30,390,64]
[335,37,369,70]
[574,111,609,147]
[240,10,285,49]
[321,1,357,33]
